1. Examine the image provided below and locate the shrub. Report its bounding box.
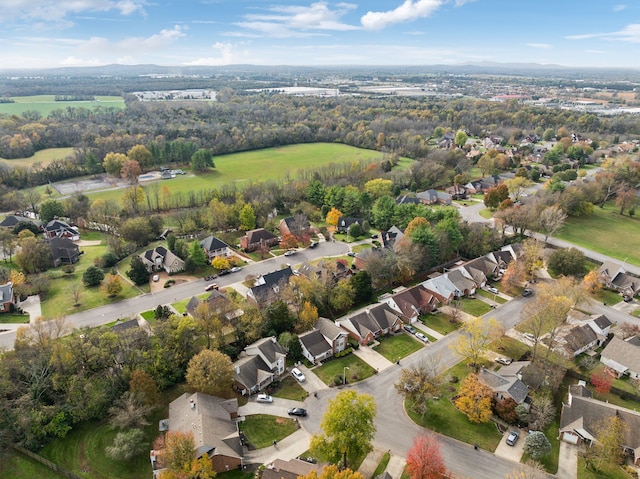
[82,266,105,287]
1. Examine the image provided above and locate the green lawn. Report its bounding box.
[139,310,156,321]
[521,421,560,475]
[372,451,391,477]
[373,333,423,361]
[86,143,398,205]
[0,95,124,116]
[271,376,308,401]
[313,354,377,386]
[489,336,531,362]
[458,298,493,316]
[172,292,208,314]
[421,312,462,335]
[0,451,65,479]
[556,203,640,267]
[39,384,187,479]
[593,288,623,306]
[238,414,299,449]
[577,457,633,479]
[474,288,508,304]
[0,147,75,169]
[0,313,31,323]
[479,208,493,219]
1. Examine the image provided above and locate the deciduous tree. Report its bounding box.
[325,207,343,227]
[211,256,230,271]
[394,357,445,415]
[120,159,141,184]
[106,428,147,462]
[505,460,546,479]
[524,431,551,460]
[190,148,214,172]
[298,301,318,333]
[590,371,613,396]
[108,391,151,429]
[406,433,448,479]
[185,349,233,397]
[299,465,364,479]
[158,431,196,477]
[547,247,586,277]
[536,205,567,241]
[103,152,127,177]
[102,273,123,297]
[450,317,502,370]
[127,256,150,285]
[127,145,153,168]
[129,369,159,407]
[528,392,556,432]
[39,198,65,223]
[188,241,207,267]
[310,390,376,469]
[238,204,256,231]
[455,373,493,423]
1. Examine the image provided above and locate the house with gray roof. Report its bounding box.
[601,336,640,379]
[478,362,530,405]
[422,275,461,304]
[262,458,324,479]
[379,225,404,250]
[246,266,294,307]
[336,217,364,234]
[0,282,14,313]
[44,219,79,241]
[416,189,452,205]
[200,235,232,260]
[139,246,185,273]
[598,260,640,298]
[185,289,241,321]
[299,317,349,364]
[153,392,242,475]
[336,303,402,345]
[560,324,599,358]
[445,269,477,296]
[233,337,286,395]
[0,215,42,230]
[560,382,640,462]
[48,237,80,267]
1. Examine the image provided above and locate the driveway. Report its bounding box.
[557,441,578,479]
[353,344,395,372]
[494,428,525,461]
[18,295,42,322]
[293,363,328,394]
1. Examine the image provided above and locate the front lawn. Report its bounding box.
[172,292,209,314]
[421,312,461,335]
[0,312,31,323]
[313,354,377,386]
[238,414,299,449]
[458,298,493,316]
[489,336,530,362]
[577,457,633,479]
[593,288,623,306]
[373,333,423,361]
[270,376,308,401]
[474,289,508,304]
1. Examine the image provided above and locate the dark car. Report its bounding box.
[309,242,318,249]
[287,407,307,417]
[347,251,356,257]
[624,295,634,303]
[218,269,231,276]
[403,324,416,335]
[522,288,533,297]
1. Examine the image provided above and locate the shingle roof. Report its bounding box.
[315,317,345,341]
[0,283,13,303]
[601,337,640,373]
[245,228,278,245]
[564,325,597,354]
[48,237,79,261]
[478,367,529,404]
[299,330,332,357]
[200,235,229,251]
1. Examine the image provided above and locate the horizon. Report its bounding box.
[2,1,640,70]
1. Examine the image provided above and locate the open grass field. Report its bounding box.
[0,147,75,168]
[0,95,124,116]
[84,143,403,204]
[556,203,640,266]
[238,414,299,449]
[373,333,423,361]
[313,354,377,386]
[458,297,493,316]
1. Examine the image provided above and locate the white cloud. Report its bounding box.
[184,42,245,66]
[361,0,444,30]
[59,55,103,66]
[1,0,146,23]
[527,43,552,49]
[567,24,640,43]
[613,4,627,12]
[232,1,358,37]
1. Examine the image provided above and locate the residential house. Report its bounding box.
[379,284,439,324]
[43,219,80,241]
[445,269,477,297]
[587,314,612,343]
[262,459,324,479]
[299,317,349,364]
[600,336,640,379]
[598,261,640,298]
[422,275,461,304]
[437,131,456,149]
[278,214,311,238]
[186,289,242,321]
[48,237,81,267]
[297,260,352,283]
[336,303,403,345]
[246,266,294,307]
[379,226,404,250]
[478,362,530,405]
[240,228,279,252]
[152,392,242,475]
[395,195,421,206]
[445,184,470,200]
[559,382,640,461]
[200,235,232,261]
[111,318,140,334]
[0,282,14,313]
[559,324,599,358]
[0,215,43,231]
[416,189,452,205]
[233,337,286,395]
[139,246,185,273]
[336,217,364,234]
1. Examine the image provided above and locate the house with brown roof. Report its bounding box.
[600,336,640,379]
[233,337,286,395]
[152,392,242,475]
[240,228,279,252]
[298,317,349,364]
[139,246,185,273]
[416,189,452,205]
[560,382,640,462]
[379,284,439,324]
[336,303,402,345]
[185,289,242,321]
[262,458,324,479]
[278,214,311,239]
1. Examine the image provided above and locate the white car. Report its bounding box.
[291,367,306,382]
[415,332,429,343]
[256,393,273,403]
[523,333,536,342]
[486,286,499,294]
[284,250,296,256]
[230,266,242,273]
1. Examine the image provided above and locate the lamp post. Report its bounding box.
[343,366,350,385]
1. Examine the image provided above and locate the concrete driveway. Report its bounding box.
[293,364,327,394]
[494,428,525,461]
[557,441,578,479]
[353,344,394,371]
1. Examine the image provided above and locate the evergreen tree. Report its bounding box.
[127,256,150,285]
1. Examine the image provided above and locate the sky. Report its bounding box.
[2,0,640,70]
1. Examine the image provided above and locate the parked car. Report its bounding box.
[486,286,499,294]
[284,250,296,256]
[370,234,378,239]
[522,288,533,297]
[291,367,306,382]
[256,394,273,403]
[523,333,536,342]
[347,251,356,257]
[287,407,307,417]
[415,332,429,343]
[624,295,634,303]
[152,274,160,282]
[403,324,417,335]
[309,242,318,249]
[230,266,242,273]
[218,269,231,276]
[204,283,218,291]
[506,431,519,446]
[495,357,513,366]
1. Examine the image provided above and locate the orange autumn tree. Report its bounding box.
[325,207,343,227]
[455,373,493,423]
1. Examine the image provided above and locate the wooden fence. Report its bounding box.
[12,444,84,479]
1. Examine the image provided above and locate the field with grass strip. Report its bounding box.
[556,203,640,266]
[314,354,376,386]
[238,414,299,449]
[458,297,493,316]
[421,312,461,335]
[84,143,400,204]
[0,96,124,116]
[373,333,423,361]
[0,147,75,168]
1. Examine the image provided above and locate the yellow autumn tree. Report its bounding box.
[298,301,319,333]
[326,207,343,227]
[455,373,493,423]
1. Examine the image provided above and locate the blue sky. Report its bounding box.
[1,0,640,70]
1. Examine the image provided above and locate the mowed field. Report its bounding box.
[0,95,124,116]
[555,203,640,266]
[85,143,397,203]
[0,147,75,168]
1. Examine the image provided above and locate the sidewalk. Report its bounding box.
[243,428,311,465]
[358,448,406,479]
